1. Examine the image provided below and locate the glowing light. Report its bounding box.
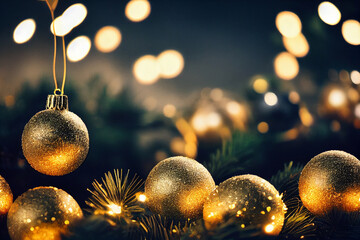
[50,3,87,36]
[328,89,346,107]
[133,55,160,84]
[253,78,269,94]
[157,50,184,79]
[289,91,300,104]
[264,92,278,106]
[226,101,242,115]
[66,36,91,62]
[94,26,122,53]
[299,107,314,127]
[4,95,15,108]
[207,112,222,128]
[274,52,299,80]
[275,11,302,37]
[210,88,223,101]
[13,19,36,44]
[163,104,176,118]
[138,194,146,202]
[108,204,122,214]
[318,2,341,25]
[351,70,360,84]
[354,104,360,118]
[282,33,309,57]
[170,137,185,154]
[191,111,222,133]
[125,0,151,22]
[257,122,269,133]
[264,223,275,234]
[331,120,341,132]
[342,20,360,45]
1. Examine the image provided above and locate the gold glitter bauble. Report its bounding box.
[299,150,360,216]
[203,174,286,236]
[0,175,13,215]
[145,156,215,220]
[7,186,83,240]
[22,95,89,176]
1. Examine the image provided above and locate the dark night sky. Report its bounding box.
[0,0,359,108]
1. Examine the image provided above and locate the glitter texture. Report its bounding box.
[203,174,286,236]
[22,95,89,176]
[7,186,83,240]
[299,150,360,215]
[145,156,215,220]
[0,175,13,215]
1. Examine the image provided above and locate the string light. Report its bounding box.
[342,20,360,46]
[350,70,360,84]
[318,2,341,25]
[282,33,309,58]
[13,19,36,44]
[66,36,91,62]
[125,0,151,22]
[264,92,278,106]
[133,55,161,84]
[274,52,299,80]
[275,11,302,38]
[253,78,269,93]
[157,50,185,79]
[95,26,122,53]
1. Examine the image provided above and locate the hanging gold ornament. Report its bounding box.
[299,150,360,216]
[203,174,286,236]
[7,186,83,240]
[0,175,13,215]
[145,156,215,220]
[22,95,89,176]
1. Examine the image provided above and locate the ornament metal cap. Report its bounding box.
[46,94,68,110]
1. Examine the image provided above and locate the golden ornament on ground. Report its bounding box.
[22,95,89,176]
[0,175,13,215]
[7,186,83,240]
[145,156,215,220]
[203,174,286,236]
[299,150,360,216]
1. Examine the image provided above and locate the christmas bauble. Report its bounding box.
[7,186,83,240]
[203,174,286,236]
[22,95,89,176]
[299,150,360,215]
[0,175,13,215]
[145,156,215,220]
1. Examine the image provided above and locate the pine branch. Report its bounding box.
[204,131,263,182]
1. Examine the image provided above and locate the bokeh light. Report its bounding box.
[274,52,299,80]
[288,91,300,104]
[157,50,185,79]
[253,78,269,93]
[355,104,360,119]
[133,55,160,84]
[275,11,302,38]
[67,36,92,62]
[299,107,314,127]
[328,89,346,107]
[50,3,87,37]
[191,111,222,133]
[94,26,122,53]
[351,70,360,84]
[257,122,269,133]
[342,20,360,45]
[318,2,341,25]
[125,0,151,22]
[163,104,176,118]
[282,33,309,57]
[13,19,36,44]
[264,92,278,106]
[226,101,242,115]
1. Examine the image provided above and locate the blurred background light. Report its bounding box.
[157,50,185,79]
[13,19,36,44]
[163,104,176,118]
[66,36,92,62]
[328,88,346,107]
[299,107,314,127]
[257,122,269,133]
[264,92,278,106]
[342,20,360,45]
[288,91,300,104]
[282,33,309,57]
[50,3,87,37]
[226,101,242,116]
[275,11,302,37]
[318,1,341,25]
[351,70,360,84]
[133,55,160,84]
[355,104,360,118]
[274,52,299,80]
[125,0,151,22]
[252,78,269,93]
[94,26,122,53]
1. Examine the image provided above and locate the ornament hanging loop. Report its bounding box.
[54,88,62,96]
[46,94,68,110]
